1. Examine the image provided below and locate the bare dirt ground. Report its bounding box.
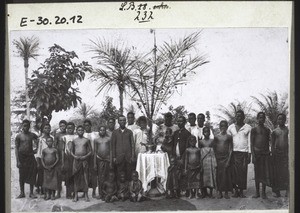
[9,148,289,212]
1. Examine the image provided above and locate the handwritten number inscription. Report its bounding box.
[19,15,83,27]
[134,11,153,23]
[119,2,170,23]
[36,17,49,25]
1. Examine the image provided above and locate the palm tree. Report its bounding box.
[88,38,136,115]
[126,30,208,141]
[216,100,255,126]
[251,91,288,130]
[76,103,95,119]
[13,36,39,119]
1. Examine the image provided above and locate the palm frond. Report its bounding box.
[13,36,40,59]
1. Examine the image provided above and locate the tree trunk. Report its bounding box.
[148,118,154,144]
[24,60,30,120]
[119,87,124,115]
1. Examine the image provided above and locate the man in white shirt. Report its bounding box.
[227,110,252,198]
[126,112,139,132]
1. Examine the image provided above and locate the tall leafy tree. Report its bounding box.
[88,39,136,115]
[251,91,288,130]
[99,96,120,121]
[28,44,92,129]
[127,30,208,141]
[13,36,40,119]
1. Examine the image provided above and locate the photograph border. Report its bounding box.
[5,2,294,213]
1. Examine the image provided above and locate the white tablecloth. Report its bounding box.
[136,152,170,192]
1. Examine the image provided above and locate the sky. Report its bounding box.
[9,28,290,127]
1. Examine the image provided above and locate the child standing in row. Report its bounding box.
[166,157,180,199]
[36,123,53,196]
[62,122,77,199]
[251,112,272,199]
[41,137,59,200]
[94,125,111,199]
[214,121,233,199]
[199,127,217,198]
[271,114,289,197]
[83,119,98,198]
[184,135,201,199]
[54,120,67,198]
[70,125,92,202]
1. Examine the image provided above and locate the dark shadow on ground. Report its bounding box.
[52,198,197,212]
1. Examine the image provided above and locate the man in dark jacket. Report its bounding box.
[172,116,191,197]
[111,115,135,181]
[173,116,191,159]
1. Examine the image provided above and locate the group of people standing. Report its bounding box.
[14,109,289,204]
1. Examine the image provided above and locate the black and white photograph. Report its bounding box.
[6,2,293,213]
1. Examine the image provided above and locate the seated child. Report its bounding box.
[41,137,59,200]
[161,128,173,158]
[117,172,130,201]
[184,135,201,199]
[166,157,180,198]
[129,171,144,202]
[101,171,118,203]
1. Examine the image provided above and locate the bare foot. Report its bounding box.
[274,192,281,198]
[16,193,25,199]
[189,194,195,199]
[54,195,61,199]
[217,194,223,199]
[239,193,246,198]
[29,194,37,199]
[224,194,230,199]
[232,192,239,198]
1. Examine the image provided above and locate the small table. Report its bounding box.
[136,152,170,194]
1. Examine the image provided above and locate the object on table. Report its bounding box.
[145,143,156,153]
